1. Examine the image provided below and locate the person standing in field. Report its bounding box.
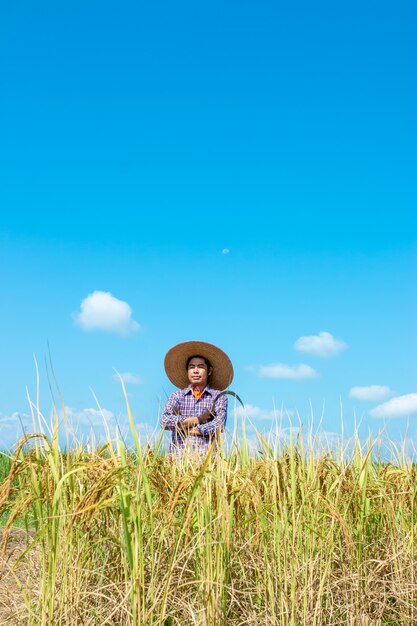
[161,340,233,456]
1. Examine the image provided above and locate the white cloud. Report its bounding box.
[256,363,318,380]
[370,394,417,419]
[73,291,140,336]
[113,372,143,385]
[294,331,347,357]
[63,406,115,426]
[350,385,392,401]
[0,411,24,425]
[0,408,115,434]
[233,404,267,419]
[0,407,158,450]
[233,404,293,421]
[226,425,346,455]
[221,248,230,255]
[0,412,42,448]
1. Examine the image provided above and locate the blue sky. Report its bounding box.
[1,0,416,450]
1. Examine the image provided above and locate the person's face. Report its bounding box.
[187,357,212,388]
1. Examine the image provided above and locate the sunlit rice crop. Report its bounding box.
[0,398,416,625]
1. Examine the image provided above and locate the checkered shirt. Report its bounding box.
[161,385,228,455]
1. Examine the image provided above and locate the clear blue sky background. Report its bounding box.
[1,1,416,450]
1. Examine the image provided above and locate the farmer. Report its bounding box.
[161,340,233,456]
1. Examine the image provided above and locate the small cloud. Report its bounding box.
[294,331,347,358]
[255,363,319,380]
[113,372,143,385]
[0,411,24,424]
[233,403,293,421]
[63,406,115,426]
[73,291,140,336]
[350,385,392,401]
[370,393,417,419]
[221,248,230,255]
[233,404,264,419]
[134,422,155,436]
[0,412,46,448]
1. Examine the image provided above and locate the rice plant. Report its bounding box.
[0,403,416,625]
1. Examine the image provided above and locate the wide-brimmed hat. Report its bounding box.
[164,340,234,391]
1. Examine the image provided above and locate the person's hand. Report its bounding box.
[188,427,203,437]
[177,416,198,429]
[197,411,214,425]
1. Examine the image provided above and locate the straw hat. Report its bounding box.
[164,340,234,391]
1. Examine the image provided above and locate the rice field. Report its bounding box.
[0,413,416,625]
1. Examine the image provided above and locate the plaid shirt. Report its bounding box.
[161,385,228,455]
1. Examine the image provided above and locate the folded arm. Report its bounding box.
[160,392,206,437]
[196,394,228,436]
[160,391,182,431]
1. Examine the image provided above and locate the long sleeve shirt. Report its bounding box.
[160,385,228,455]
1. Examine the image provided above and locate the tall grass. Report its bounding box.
[0,408,416,625]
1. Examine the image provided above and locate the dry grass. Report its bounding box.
[0,528,39,625]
